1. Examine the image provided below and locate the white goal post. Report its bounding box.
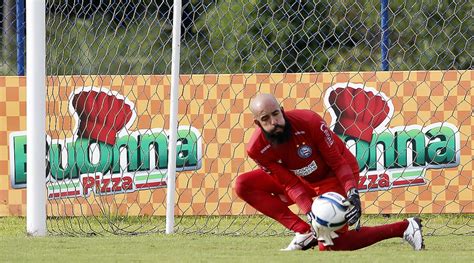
[26,0,46,237]
[166,0,183,234]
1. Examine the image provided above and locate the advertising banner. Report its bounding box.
[0,71,472,216]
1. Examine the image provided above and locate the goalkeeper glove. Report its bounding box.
[343,188,361,230]
[307,211,340,246]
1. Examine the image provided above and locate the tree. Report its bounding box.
[185,0,471,73]
[9,0,470,75]
[186,0,387,73]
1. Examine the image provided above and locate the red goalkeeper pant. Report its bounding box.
[319,220,409,251]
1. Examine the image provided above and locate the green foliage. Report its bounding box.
[385,0,472,70]
[190,0,471,73]
[1,1,471,75]
[192,0,358,73]
[1,0,19,75]
[46,13,173,75]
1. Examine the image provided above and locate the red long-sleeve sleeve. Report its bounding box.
[309,116,357,193]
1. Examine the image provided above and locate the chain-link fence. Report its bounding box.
[1,0,22,75]
[1,1,472,237]
[0,0,471,76]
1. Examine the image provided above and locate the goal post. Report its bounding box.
[26,0,46,236]
[166,0,183,234]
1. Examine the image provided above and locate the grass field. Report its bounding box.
[1,216,473,262]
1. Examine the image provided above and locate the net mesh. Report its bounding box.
[2,0,473,236]
[1,0,19,75]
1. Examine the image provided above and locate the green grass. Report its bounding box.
[1,216,473,262]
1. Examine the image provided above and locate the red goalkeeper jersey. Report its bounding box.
[246,109,359,214]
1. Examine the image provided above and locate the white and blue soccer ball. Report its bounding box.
[311,192,349,232]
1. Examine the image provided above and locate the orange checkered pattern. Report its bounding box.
[0,77,27,216]
[0,71,472,217]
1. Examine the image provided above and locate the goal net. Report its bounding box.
[4,0,472,236]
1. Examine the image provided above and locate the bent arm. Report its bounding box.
[311,115,357,193]
[249,152,314,214]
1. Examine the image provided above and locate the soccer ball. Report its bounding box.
[311,192,349,232]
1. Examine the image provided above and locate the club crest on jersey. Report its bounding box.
[297,145,312,158]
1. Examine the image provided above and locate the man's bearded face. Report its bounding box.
[260,113,292,144]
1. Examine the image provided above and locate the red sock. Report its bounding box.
[320,220,409,251]
[235,170,310,233]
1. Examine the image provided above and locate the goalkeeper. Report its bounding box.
[235,93,425,251]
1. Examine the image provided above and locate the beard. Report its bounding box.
[262,118,292,145]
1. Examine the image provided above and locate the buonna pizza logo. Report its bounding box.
[9,87,202,199]
[324,83,460,192]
